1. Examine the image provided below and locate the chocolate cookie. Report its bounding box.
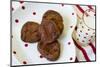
[42,10,64,34]
[21,21,40,43]
[37,40,60,61]
[38,20,60,44]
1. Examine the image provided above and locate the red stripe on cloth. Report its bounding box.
[88,5,95,13]
[89,42,96,54]
[88,5,93,9]
[72,38,91,62]
[76,5,85,13]
[76,5,89,16]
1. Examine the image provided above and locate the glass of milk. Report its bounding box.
[72,9,96,46]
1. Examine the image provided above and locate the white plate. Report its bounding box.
[12,1,77,66]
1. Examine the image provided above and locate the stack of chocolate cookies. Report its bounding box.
[21,10,64,61]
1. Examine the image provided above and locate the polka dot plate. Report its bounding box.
[12,1,77,66]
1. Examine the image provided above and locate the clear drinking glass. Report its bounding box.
[72,9,95,46]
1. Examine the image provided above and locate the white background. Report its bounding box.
[0,0,100,67]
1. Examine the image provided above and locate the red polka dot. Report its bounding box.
[33,12,36,15]
[80,30,82,33]
[86,33,88,35]
[40,55,43,58]
[88,29,90,31]
[20,1,24,4]
[82,26,84,28]
[15,19,19,23]
[91,36,93,38]
[61,4,64,7]
[70,26,73,28]
[68,42,71,45]
[21,6,25,10]
[24,44,28,47]
[84,37,86,38]
[72,13,74,15]
[70,57,73,60]
[23,61,27,64]
[13,51,16,54]
[79,34,80,37]
[80,22,82,24]
[77,38,79,40]
[82,40,85,42]
[86,14,89,17]
[12,7,14,11]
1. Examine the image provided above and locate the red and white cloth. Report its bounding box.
[73,5,96,62]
